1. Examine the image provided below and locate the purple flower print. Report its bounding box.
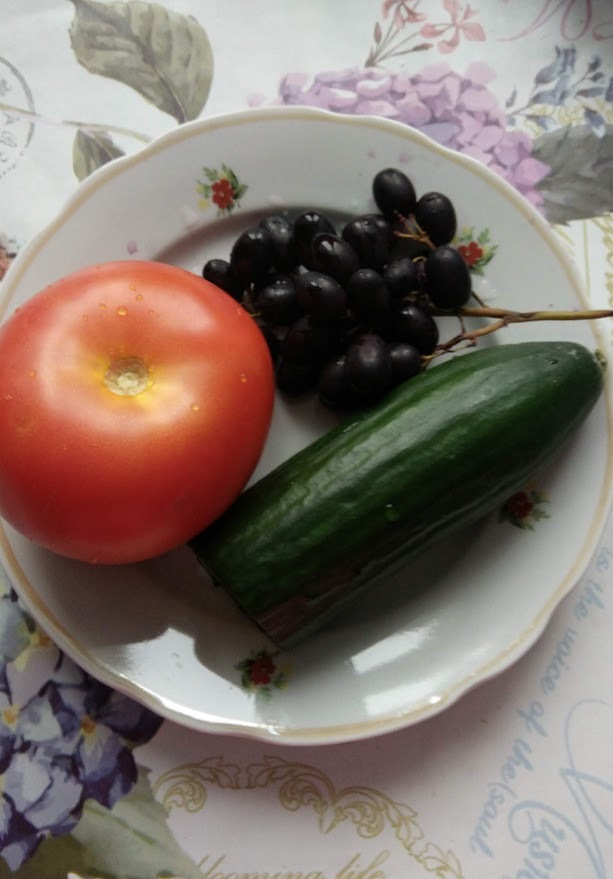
[1,750,83,869]
[0,673,17,776]
[0,794,41,871]
[272,61,550,208]
[0,582,29,666]
[507,46,612,140]
[0,623,162,870]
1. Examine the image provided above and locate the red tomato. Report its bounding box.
[0,260,275,564]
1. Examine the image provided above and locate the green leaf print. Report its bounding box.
[0,833,87,879]
[70,766,203,878]
[533,123,613,223]
[0,766,202,879]
[73,128,126,180]
[68,0,214,123]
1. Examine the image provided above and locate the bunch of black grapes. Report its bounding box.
[202,168,472,410]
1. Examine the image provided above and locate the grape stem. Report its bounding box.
[430,305,613,353]
[395,215,437,251]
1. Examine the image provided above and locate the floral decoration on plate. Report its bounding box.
[500,486,551,530]
[456,226,498,274]
[196,164,248,215]
[235,649,291,697]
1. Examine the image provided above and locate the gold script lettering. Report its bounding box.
[200,853,326,879]
[335,850,390,879]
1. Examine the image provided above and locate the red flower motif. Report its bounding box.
[211,178,235,210]
[249,654,276,685]
[458,240,484,266]
[505,491,534,520]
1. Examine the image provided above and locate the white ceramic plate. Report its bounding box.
[1,108,611,744]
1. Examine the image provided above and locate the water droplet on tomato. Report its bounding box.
[191,402,200,412]
[99,303,107,310]
[240,374,247,383]
[28,370,37,378]
[135,293,144,302]
[116,306,128,316]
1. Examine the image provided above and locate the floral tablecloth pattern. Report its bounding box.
[0,1,612,877]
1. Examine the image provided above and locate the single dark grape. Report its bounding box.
[318,355,357,410]
[276,359,319,396]
[311,233,361,286]
[383,258,422,299]
[202,258,244,301]
[414,192,457,246]
[230,226,274,283]
[424,244,472,309]
[254,274,302,326]
[388,342,422,384]
[259,213,297,271]
[280,316,338,365]
[251,269,283,295]
[342,213,394,270]
[293,211,336,268]
[346,268,391,328]
[295,271,348,325]
[386,302,439,354]
[372,168,417,219]
[346,333,393,401]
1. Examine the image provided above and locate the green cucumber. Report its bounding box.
[191,341,605,648]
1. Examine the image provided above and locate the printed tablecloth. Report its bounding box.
[0,1,612,877]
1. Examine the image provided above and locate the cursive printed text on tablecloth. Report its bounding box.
[154,752,465,878]
[501,0,613,42]
[467,544,613,877]
[500,695,613,879]
[199,850,391,879]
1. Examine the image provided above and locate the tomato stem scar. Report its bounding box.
[103,356,150,396]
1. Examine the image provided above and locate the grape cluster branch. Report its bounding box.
[395,216,613,356]
[431,304,613,353]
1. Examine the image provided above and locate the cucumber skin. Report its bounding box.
[191,341,604,648]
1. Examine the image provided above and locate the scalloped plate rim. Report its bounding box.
[0,106,611,745]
